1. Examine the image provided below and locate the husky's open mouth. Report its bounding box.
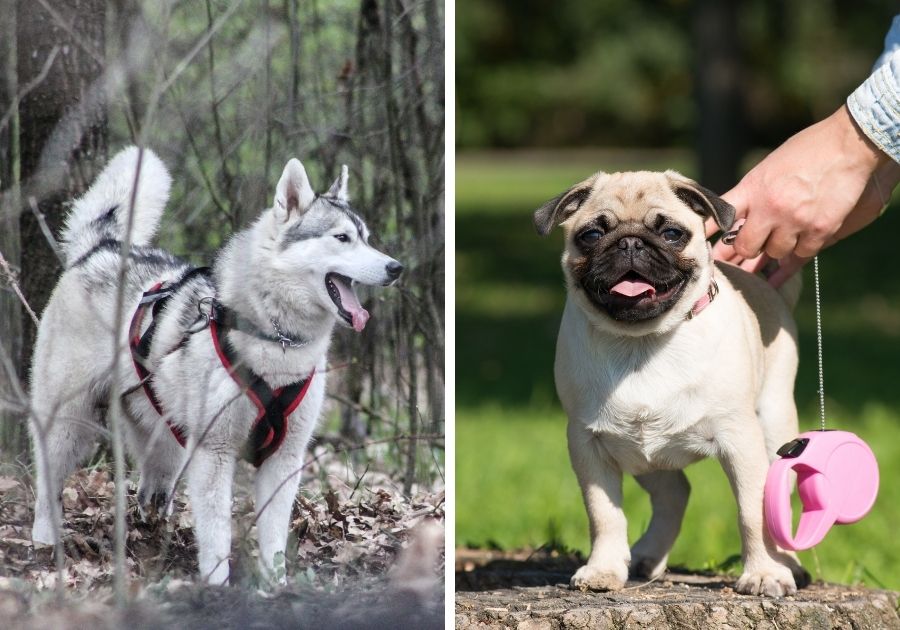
[325,272,370,332]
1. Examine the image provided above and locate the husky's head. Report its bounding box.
[267,158,403,332]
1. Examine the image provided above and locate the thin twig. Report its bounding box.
[0,249,39,326]
[33,0,104,64]
[155,0,244,99]
[204,0,236,224]
[253,433,444,525]
[27,196,64,264]
[106,147,146,607]
[327,391,395,426]
[0,46,60,135]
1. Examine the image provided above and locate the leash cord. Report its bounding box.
[813,256,826,431]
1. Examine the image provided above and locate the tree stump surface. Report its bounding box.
[455,549,900,629]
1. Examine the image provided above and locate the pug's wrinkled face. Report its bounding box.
[534,170,735,336]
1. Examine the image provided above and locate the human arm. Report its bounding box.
[710,18,900,285]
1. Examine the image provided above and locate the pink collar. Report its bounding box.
[688,243,719,319]
[687,278,719,320]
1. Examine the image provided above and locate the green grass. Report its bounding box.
[456,150,900,589]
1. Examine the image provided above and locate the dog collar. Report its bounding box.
[688,242,719,320]
[687,279,719,320]
[212,303,309,350]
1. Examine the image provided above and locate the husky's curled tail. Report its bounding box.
[59,147,171,268]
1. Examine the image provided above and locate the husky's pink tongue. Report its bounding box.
[610,279,656,297]
[335,278,370,331]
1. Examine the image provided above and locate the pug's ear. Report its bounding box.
[274,158,316,221]
[326,165,349,202]
[533,174,601,236]
[665,170,736,232]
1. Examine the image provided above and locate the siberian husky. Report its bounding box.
[29,146,402,584]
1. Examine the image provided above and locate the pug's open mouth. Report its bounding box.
[580,269,688,321]
[325,272,369,331]
[606,271,685,304]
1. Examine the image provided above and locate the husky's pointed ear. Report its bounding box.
[666,170,736,232]
[274,158,315,221]
[533,173,601,236]
[326,165,350,201]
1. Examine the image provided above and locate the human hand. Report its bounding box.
[707,105,899,287]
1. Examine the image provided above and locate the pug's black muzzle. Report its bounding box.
[576,236,693,322]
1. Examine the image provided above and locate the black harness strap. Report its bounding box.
[128,267,212,447]
[128,272,314,467]
[209,308,314,467]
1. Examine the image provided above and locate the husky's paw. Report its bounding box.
[570,563,627,592]
[31,517,58,547]
[735,564,797,597]
[137,486,173,521]
[629,553,667,580]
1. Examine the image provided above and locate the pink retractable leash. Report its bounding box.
[762,256,879,551]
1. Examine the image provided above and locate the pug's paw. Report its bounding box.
[629,553,667,580]
[775,549,811,589]
[570,563,627,592]
[735,564,797,597]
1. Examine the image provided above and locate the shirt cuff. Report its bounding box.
[847,48,900,165]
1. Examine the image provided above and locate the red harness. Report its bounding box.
[128,278,314,467]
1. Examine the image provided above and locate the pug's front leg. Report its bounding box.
[717,418,797,597]
[567,422,630,591]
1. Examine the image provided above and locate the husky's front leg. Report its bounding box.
[254,448,304,585]
[187,445,236,585]
[567,421,630,591]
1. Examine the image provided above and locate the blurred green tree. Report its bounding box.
[457,0,895,183]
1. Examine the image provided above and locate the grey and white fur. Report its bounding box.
[29,146,402,585]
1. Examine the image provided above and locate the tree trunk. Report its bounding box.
[16,0,108,382]
[0,2,24,456]
[693,0,743,192]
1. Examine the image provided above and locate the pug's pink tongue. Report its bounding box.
[334,278,370,331]
[610,279,656,297]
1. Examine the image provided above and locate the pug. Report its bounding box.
[534,170,809,597]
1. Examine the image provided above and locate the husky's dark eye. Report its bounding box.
[578,228,603,245]
[334,233,351,243]
[662,228,683,242]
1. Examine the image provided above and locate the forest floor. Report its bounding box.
[0,441,445,629]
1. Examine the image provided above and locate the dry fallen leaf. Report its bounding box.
[0,477,20,492]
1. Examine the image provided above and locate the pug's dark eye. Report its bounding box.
[334,233,351,243]
[578,229,603,245]
[662,228,683,242]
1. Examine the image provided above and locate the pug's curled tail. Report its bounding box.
[59,146,171,269]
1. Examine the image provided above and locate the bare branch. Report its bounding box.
[0,249,39,326]
[0,46,60,135]
[27,197,64,265]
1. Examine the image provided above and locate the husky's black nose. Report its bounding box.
[386,261,404,280]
